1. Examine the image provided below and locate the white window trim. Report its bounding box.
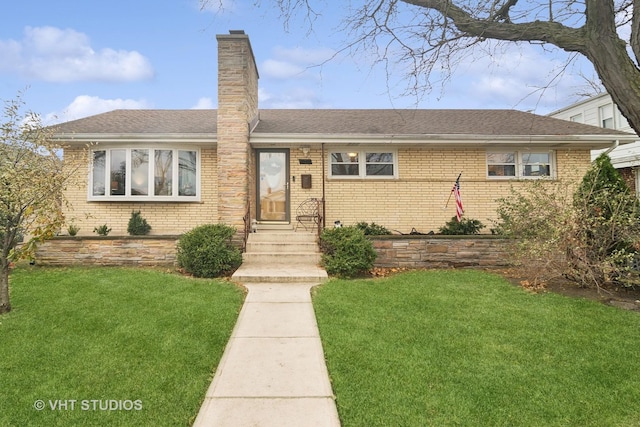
[328,148,398,179]
[486,150,556,180]
[88,146,201,202]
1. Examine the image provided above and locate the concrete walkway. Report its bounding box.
[193,281,341,427]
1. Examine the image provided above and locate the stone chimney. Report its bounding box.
[216,30,259,233]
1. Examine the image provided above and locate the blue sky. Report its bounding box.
[0,0,597,124]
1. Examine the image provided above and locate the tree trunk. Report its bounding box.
[0,258,11,314]
[582,0,640,136]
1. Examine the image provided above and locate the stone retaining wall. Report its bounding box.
[35,235,513,269]
[35,236,179,267]
[371,235,513,269]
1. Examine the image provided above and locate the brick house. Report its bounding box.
[52,31,635,238]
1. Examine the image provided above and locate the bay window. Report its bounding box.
[90,147,200,201]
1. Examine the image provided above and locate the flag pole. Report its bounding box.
[444,171,462,209]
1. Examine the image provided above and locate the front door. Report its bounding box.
[256,149,289,222]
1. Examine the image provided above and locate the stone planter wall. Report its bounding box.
[371,235,513,269]
[35,235,513,269]
[35,236,180,267]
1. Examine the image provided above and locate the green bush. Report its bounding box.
[177,224,242,278]
[127,210,151,236]
[93,224,111,236]
[319,226,377,278]
[439,216,485,235]
[355,221,392,235]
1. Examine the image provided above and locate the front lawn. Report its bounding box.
[313,270,640,427]
[0,267,244,426]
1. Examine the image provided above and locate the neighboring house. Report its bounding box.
[549,93,640,194]
[52,31,635,237]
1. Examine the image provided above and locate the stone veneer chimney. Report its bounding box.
[216,30,259,234]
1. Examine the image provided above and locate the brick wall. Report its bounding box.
[61,147,218,236]
[288,147,591,234]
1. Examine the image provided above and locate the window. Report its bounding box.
[329,149,397,178]
[599,104,614,129]
[90,147,200,201]
[569,113,583,123]
[487,151,553,179]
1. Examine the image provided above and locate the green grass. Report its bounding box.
[313,270,640,427]
[0,266,244,426]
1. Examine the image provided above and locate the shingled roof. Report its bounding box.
[52,108,632,139]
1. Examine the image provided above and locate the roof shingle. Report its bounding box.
[52,108,631,137]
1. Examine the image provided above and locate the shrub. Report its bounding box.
[93,224,111,236]
[127,210,151,236]
[67,224,80,236]
[355,221,392,235]
[177,224,242,278]
[494,154,640,289]
[439,216,485,235]
[319,226,377,278]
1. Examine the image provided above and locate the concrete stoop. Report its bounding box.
[231,227,328,283]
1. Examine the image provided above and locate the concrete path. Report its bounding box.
[193,282,341,427]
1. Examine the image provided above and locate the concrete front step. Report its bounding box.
[232,230,328,284]
[245,241,320,253]
[248,231,317,243]
[242,252,321,265]
[232,263,328,283]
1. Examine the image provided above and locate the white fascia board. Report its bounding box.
[249,132,635,148]
[51,133,216,146]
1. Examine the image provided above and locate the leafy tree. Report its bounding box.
[203,1,640,135]
[0,94,77,314]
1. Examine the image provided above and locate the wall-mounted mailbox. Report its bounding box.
[301,174,312,189]
[299,159,312,165]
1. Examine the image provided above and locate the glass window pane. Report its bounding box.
[522,153,550,177]
[92,151,106,196]
[366,164,393,176]
[331,164,359,176]
[131,149,149,195]
[487,152,515,164]
[178,150,197,196]
[488,165,516,177]
[331,152,358,163]
[110,149,126,195]
[366,152,393,163]
[154,150,173,196]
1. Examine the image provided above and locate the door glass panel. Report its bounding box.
[259,151,287,221]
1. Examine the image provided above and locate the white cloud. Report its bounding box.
[262,59,305,79]
[191,97,214,109]
[455,43,589,113]
[261,46,335,80]
[259,87,321,109]
[0,26,154,83]
[45,95,151,124]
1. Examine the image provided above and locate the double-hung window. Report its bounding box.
[90,147,199,201]
[487,151,553,179]
[329,149,397,178]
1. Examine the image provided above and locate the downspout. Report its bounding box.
[602,139,620,157]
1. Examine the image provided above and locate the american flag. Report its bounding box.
[452,174,464,222]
